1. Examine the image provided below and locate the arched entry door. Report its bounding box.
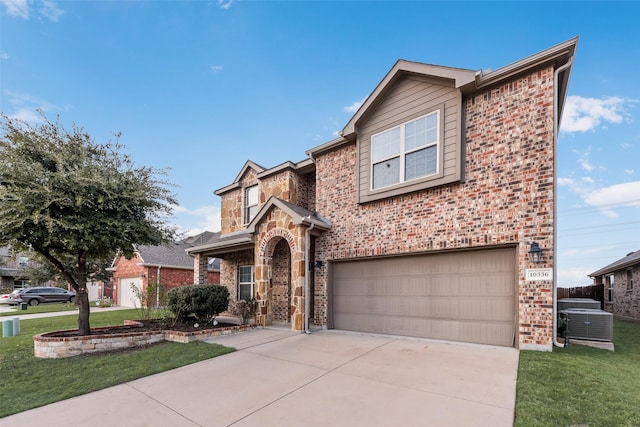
[271,238,292,323]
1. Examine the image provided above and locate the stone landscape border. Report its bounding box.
[33,321,253,358]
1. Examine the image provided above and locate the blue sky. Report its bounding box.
[2,1,639,287]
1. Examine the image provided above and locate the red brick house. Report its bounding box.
[590,249,640,322]
[188,38,578,351]
[110,232,220,308]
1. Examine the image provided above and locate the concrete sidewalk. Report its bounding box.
[2,328,519,427]
[0,305,129,320]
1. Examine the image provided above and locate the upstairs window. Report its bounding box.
[371,111,439,190]
[244,185,259,224]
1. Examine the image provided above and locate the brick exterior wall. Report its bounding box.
[600,266,640,320]
[220,250,254,301]
[313,66,556,350]
[111,253,219,307]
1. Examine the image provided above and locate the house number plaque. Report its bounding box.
[525,268,553,281]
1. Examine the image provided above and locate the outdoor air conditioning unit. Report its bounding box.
[558,298,601,310]
[559,308,613,342]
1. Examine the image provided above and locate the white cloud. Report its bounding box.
[1,0,29,19]
[584,181,640,218]
[557,267,593,287]
[561,95,632,133]
[1,0,64,21]
[173,205,221,236]
[557,177,574,186]
[343,98,365,114]
[578,156,594,172]
[40,0,64,22]
[621,143,633,149]
[625,169,635,175]
[217,0,233,9]
[1,51,8,60]
[210,65,223,73]
[3,90,60,122]
[581,177,595,184]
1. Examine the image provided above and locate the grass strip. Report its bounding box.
[514,319,640,426]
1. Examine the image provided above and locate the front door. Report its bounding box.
[271,238,292,323]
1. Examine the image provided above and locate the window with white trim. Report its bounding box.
[244,185,259,224]
[606,274,614,302]
[238,265,254,301]
[371,111,439,190]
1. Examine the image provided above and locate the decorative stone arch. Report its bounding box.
[255,226,307,330]
[259,228,297,259]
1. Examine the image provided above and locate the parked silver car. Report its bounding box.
[4,287,76,306]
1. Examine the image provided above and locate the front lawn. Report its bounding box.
[0,309,234,418]
[0,302,78,317]
[515,319,640,426]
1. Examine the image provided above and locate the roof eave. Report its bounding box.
[474,37,578,90]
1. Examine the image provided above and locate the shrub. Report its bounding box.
[231,297,257,325]
[167,284,229,323]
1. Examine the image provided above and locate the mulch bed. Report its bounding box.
[46,318,237,338]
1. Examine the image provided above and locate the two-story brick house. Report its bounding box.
[188,38,577,351]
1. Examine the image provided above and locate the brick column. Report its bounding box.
[193,253,209,284]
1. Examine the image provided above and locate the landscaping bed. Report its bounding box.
[34,318,253,358]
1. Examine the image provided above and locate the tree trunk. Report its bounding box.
[76,252,91,336]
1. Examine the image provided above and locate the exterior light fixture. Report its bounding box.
[314,261,324,270]
[528,242,543,264]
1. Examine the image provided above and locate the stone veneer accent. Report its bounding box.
[33,322,252,358]
[254,209,306,329]
[313,66,556,350]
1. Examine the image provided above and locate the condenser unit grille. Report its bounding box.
[558,298,601,310]
[560,308,613,342]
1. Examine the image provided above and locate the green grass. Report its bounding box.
[0,302,79,317]
[0,309,234,418]
[515,319,640,426]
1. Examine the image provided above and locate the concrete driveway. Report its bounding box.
[2,328,519,427]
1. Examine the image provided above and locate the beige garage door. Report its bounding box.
[330,248,516,346]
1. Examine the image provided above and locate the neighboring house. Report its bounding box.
[109,232,221,308]
[589,249,640,321]
[188,38,578,351]
[0,247,35,289]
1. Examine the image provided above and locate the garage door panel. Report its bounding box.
[331,248,516,347]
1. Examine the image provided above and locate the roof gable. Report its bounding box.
[342,61,475,137]
[246,196,331,233]
[590,249,640,277]
[215,160,265,195]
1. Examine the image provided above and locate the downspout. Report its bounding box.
[552,55,574,348]
[303,216,315,334]
[156,265,161,308]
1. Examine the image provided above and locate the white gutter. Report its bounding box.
[552,55,574,348]
[303,216,315,334]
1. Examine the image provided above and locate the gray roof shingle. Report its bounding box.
[589,249,640,277]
